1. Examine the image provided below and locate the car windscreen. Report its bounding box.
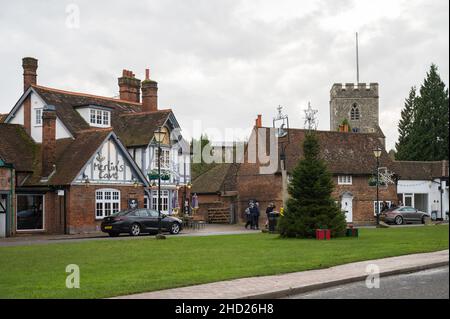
[111,210,135,217]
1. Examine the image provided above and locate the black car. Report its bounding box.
[100,208,183,237]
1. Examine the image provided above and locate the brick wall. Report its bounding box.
[67,184,144,234]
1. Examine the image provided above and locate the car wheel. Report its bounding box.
[108,232,119,237]
[395,216,403,225]
[130,223,141,236]
[170,222,181,235]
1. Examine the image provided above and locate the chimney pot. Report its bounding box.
[118,69,141,103]
[141,69,158,112]
[22,57,38,92]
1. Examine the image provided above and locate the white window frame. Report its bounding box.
[89,108,110,127]
[95,189,120,219]
[35,108,43,126]
[144,195,149,209]
[151,190,169,213]
[153,148,171,170]
[373,201,392,216]
[338,175,352,185]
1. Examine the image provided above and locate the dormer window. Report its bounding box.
[351,104,360,120]
[89,108,110,127]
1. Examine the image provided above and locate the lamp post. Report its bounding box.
[373,147,382,226]
[154,127,166,239]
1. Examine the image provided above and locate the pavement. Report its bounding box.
[113,249,449,299]
[287,266,449,299]
[0,224,259,247]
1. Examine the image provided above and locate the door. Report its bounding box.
[145,209,160,230]
[341,195,353,223]
[0,194,7,238]
[404,194,414,207]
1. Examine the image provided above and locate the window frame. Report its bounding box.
[95,189,121,220]
[151,190,169,213]
[373,201,392,216]
[35,108,43,126]
[153,148,171,170]
[89,108,110,127]
[350,104,360,121]
[16,194,45,232]
[338,175,353,185]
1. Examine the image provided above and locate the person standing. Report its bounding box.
[265,203,275,229]
[244,202,253,229]
[251,202,260,230]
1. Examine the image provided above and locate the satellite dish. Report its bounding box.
[276,123,288,138]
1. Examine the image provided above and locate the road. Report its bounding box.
[287,266,449,299]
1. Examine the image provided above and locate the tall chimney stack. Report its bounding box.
[22,57,38,92]
[118,69,141,103]
[141,69,158,112]
[41,105,57,178]
[255,114,262,128]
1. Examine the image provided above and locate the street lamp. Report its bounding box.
[373,147,382,226]
[154,127,166,239]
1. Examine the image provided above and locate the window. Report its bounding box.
[154,148,171,169]
[35,109,42,126]
[144,196,149,209]
[89,109,110,127]
[95,189,120,219]
[16,194,44,230]
[350,104,360,120]
[338,175,352,185]
[373,201,392,216]
[151,190,169,213]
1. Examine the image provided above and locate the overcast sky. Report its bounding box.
[0,0,448,150]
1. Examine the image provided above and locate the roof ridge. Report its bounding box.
[76,127,113,134]
[32,84,142,106]
[119,109,172,116]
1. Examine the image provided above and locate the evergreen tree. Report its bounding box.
[395,87,417,160]
[278,132,347,238]
[395,64,449,161]
[413,64,449,160]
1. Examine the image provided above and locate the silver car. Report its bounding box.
[380,206,430,225]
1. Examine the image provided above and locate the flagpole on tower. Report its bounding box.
[356,32,360,84]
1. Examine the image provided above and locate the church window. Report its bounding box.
[351,104,360,120]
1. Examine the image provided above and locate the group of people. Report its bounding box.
[380,201,402,212]
[244,201,276,230]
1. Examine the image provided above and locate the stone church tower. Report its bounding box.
[329,82,380,134]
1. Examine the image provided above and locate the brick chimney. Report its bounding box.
[22,57,38,92]
[41,105,57,178]
[141,69,158,112]
[118,69,141,103]
[255,114,262,128]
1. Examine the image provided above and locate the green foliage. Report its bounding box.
[0,226,447,298]
[278,132,347,238]
[396,64,449,160]
[190,134,217,179]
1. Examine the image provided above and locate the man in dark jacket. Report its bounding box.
[250,202,260,230]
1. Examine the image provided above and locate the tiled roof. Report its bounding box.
[394,160,449,180]
[0,124,37,171]
[0,122,112,185]
[192,163,238,194]
[115,110,172,147]
[0,114,7,123]
[32,85,142,135]
[267,128,393,175]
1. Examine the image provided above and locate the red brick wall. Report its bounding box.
[332,175,397,225]
[67,184,144,234]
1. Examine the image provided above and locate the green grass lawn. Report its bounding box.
[0,225,448,299]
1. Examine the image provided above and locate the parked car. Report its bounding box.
[101,208,183,237]
[380,206,430,225]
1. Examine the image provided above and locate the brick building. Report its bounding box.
[0,57,190,236]
[236,124,397,226]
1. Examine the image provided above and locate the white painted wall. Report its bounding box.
[398,179,449,219]
[8,92,72,142]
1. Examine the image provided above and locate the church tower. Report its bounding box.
[329,82,380,134]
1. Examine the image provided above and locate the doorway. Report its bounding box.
[0,193,8,238]
[341,193,353,223]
